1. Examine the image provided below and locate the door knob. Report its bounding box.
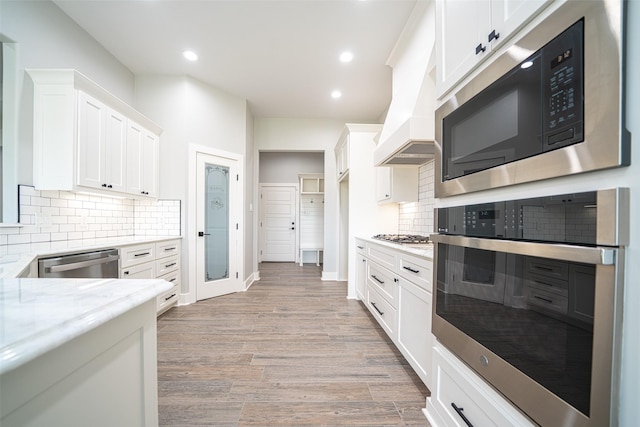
[291,227,295,230]
[198,231,211,237]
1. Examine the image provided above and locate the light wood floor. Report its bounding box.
[157,262,431,426]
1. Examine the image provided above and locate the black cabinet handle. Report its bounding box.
[475,43,486,55]
[141,191,149,195]
[134,252,150,257]
[488,29,500,42]
[370,301,384,316]
[107,184,113,188]
[101,183,107,187]
[534,295,554,304]
[451,403,474,427]
[291,227,295,230]
[357,245,364,249]
[124,270,129,275]
[165,262,177,268]
[164,293,176,301]
[371,275,384,284]
[403,266,420,274]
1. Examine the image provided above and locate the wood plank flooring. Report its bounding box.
[157,262,431,426]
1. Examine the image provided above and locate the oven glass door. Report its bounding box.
[436,242,596,416]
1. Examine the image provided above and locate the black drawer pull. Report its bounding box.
[357,245,364,249]
[403,266,419,274]
[164,247,176,252]
[534,266,554,272]
[370,301,384,316]
[165,262,177,268]
[169,278,177,282]
[371,275,384,284]
[451,402,474,427]
[488,29,500,42]
[164,293,176,301]
[534,295,553,304]
[533,280,554,287]
[475,43,486,55]
[134,252,150,257]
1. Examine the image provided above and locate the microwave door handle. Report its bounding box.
[430,234,616,265]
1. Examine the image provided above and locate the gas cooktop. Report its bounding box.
[372,234,430,244]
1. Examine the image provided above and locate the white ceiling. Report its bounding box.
[53,0,418,121]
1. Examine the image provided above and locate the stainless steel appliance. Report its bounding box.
[38,249,120,278]
[435,0,629,197]
[432,188,628,426]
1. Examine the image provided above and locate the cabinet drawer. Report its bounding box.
[525,273,568,297]
[526,257,569,281]
[367,285,397,341]
[156,255,179,277]
[121,261,155,279]
[157,281,179,314]
[527,287,568,315]
[120,243,155,268]
[367,245,396,271]
[430,345,535,427]
[156,240,181,258]
[398,254,432,291]
[367,262,397,307]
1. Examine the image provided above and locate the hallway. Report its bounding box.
[157,262,430,426]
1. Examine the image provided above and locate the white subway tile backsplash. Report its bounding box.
[2,186,181,248]
[399,160,435,236]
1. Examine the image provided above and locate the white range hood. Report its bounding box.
[374,0,436,167]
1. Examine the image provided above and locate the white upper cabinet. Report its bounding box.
[336,136,350,181]
[375,167,418,204]
[77,92,127,193]
[27,69,162,198]
[126,121,158,198]
[436,0,551,98]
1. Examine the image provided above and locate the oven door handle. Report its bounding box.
[430,234,616,265]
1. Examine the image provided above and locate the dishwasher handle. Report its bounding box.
[44,254,120,273]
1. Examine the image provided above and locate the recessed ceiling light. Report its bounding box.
[183,50,199,61]
[520,60,534,69]
[340,51,354,63]
[331,90,342,99]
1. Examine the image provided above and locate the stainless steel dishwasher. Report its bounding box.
[38,249,120,278]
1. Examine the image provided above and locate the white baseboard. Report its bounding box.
[245,271,260,290]
[321,271,338,281]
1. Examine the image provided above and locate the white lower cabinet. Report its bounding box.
[359,238,433,389]
[397,277,432,386]
[120,239,181,315]
[426,343,535,427]
[355,239,368,300]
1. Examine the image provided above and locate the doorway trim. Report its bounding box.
[187,143,244,305]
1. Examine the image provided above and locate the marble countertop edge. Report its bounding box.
[0,278,172,375]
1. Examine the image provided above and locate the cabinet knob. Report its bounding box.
[101,183,107,187]
[475,43,486,55]
[488,29,500,42]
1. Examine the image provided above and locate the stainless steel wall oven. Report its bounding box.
[435,0,629,197]
[432,188,628,426]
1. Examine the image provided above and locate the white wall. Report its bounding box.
[134,75,252,296]
[259,151,324,183]
[254,118,345,277]
[0,0,135,214]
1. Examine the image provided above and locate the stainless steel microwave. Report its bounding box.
[435,0,629,197]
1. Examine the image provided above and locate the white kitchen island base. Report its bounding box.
[0,278,171,427]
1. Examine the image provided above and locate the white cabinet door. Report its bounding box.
[491,0,551,49]
[77,91,106,190]
[436,0,551,98]
[104,108,127,193]
[126,120,159,198]
[375,167,392,202]
[141,131,159,198]
[436,0,490,98]
[397,278,432,387]
[77,92,127,193]
[337,138,350,181]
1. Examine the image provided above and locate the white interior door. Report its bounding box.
[196,153,242,300]
[260,185,297,262]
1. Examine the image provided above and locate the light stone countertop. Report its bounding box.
[0,277,172,375]
[0,235,182,279]
[358,236,434,260]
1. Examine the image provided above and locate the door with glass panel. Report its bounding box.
[196,153,241,300]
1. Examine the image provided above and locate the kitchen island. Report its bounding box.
[0,277,172,427]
